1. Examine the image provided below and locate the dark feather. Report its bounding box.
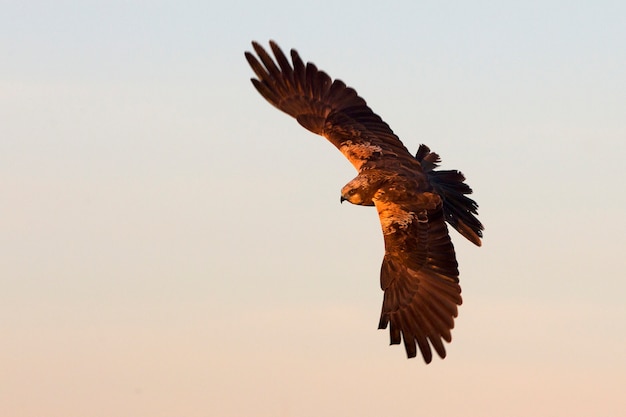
[415,144,484,246]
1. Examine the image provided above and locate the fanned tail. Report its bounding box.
[415,144,483,246]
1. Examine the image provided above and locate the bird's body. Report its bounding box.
[245,41,483,363]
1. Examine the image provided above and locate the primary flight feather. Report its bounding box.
[245,41,483,363]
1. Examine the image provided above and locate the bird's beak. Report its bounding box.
[340,195,346,204]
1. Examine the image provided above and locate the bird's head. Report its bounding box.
[340,186,370,205]
[340,172,385,206]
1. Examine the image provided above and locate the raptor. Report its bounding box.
[245,41,483,363]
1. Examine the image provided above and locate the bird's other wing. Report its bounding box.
[245,41,416,170]
[375,190,462,363]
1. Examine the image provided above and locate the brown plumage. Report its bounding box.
[245,41,483,363]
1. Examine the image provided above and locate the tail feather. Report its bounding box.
[415,144,483,246]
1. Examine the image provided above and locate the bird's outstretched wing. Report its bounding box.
[375,190,461,362]
[245,40,417,170]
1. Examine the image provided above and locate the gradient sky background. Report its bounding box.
[2,1,625,416]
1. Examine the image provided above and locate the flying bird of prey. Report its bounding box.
[245,41,483,363]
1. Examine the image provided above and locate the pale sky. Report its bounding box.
[2,1,625,416]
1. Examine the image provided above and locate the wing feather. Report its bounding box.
[269,42,295,89]
[290,49,307,91]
